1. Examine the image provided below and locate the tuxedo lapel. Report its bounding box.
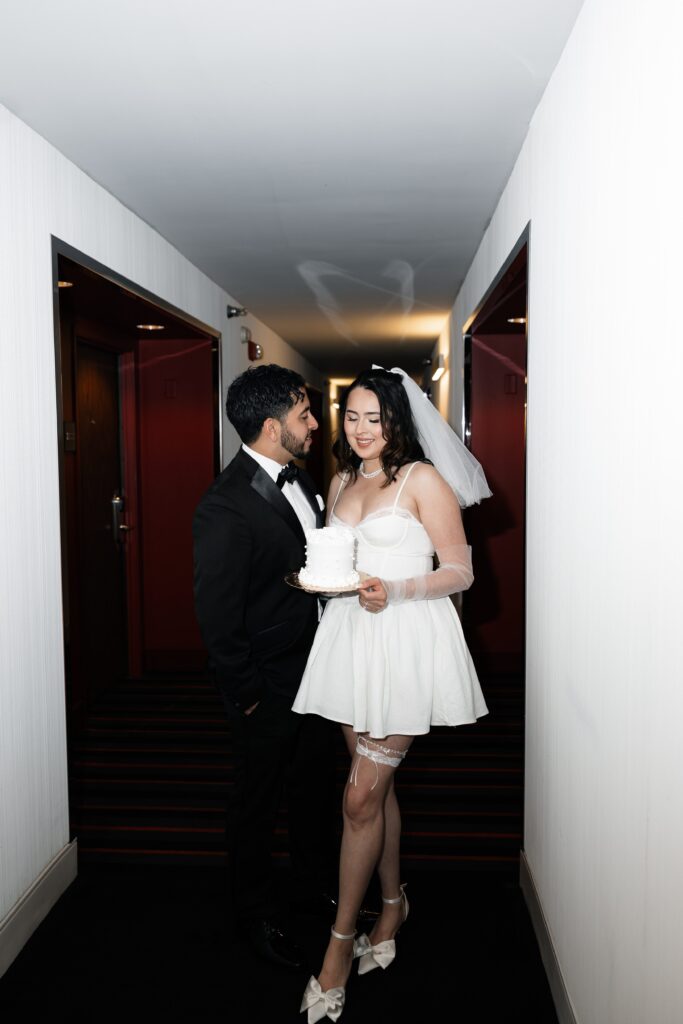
[249,464,307,546]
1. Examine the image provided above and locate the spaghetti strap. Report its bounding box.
[331,473,349,515]
[392,463,417,509]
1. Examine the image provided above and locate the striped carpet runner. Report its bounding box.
[69,675,523,873]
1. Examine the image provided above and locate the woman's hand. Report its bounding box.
[358,577,387,613]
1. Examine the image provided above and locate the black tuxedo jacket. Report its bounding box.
[193,448,323,711]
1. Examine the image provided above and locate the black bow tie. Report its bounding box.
[276,462,299,489]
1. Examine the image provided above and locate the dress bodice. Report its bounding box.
[330,465,435,580]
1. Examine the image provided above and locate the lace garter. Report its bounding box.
[349,735,407,790]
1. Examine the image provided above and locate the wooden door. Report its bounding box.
[75,342,128,699]
[305,384,324,494]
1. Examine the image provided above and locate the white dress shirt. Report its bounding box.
[242,444,317,531]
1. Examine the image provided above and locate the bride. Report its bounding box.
[292,367,491,1022]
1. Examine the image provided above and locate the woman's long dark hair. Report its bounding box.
[333,368,428,487]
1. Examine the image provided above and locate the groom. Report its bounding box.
[193,364,336,968]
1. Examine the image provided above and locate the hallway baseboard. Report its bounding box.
[0,839,77,979]
[520,850,578,1024]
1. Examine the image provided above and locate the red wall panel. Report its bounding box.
[467,333,526,674]
[137,338,214,670]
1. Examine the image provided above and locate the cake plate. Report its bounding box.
[285,571,367,598]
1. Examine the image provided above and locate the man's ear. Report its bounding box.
[262,417,280,443]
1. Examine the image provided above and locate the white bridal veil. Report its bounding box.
[373,365,492,508]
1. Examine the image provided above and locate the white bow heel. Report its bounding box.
[300,927,356,1023]
[354,884,409,975]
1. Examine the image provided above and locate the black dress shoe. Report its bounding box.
[243,918,304,969]
[357,903,380,927]
[292,891,338,917]
[293,891,379,926]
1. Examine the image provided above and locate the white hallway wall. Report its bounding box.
[0,101,320,958]
[449,0,683,1020]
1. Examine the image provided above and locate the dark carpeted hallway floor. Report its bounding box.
[0,863,557,1023]
[0,674,557,1021]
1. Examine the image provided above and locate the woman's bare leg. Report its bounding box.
[341,726,402,925]
[316,728,413,991]
[366,779,404,943]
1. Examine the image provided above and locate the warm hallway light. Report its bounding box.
[507,317,527,324]
[57,280,73,288]
[136,323,165,330]
[432,353,446,382]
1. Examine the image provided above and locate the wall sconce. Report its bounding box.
[432,353,446,382]
[227,304,247,319]
[240,326,252,343]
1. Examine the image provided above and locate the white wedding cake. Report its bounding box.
[299,526,359,590]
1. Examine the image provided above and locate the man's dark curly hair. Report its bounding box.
[226,364,306,443]
[333,368,428,487]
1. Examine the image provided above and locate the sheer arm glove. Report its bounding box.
[382,463,475,606]
[383,544,474,604]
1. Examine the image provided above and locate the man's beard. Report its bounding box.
[280,424,310,460]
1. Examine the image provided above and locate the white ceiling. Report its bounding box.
[0,0,583,371]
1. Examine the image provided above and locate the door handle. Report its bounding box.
[111,493,131,543]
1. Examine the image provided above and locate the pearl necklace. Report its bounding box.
[359,463,383,479]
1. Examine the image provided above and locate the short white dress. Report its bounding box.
[292,465,488,739]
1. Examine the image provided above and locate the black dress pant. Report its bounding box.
[225,692,337,921]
